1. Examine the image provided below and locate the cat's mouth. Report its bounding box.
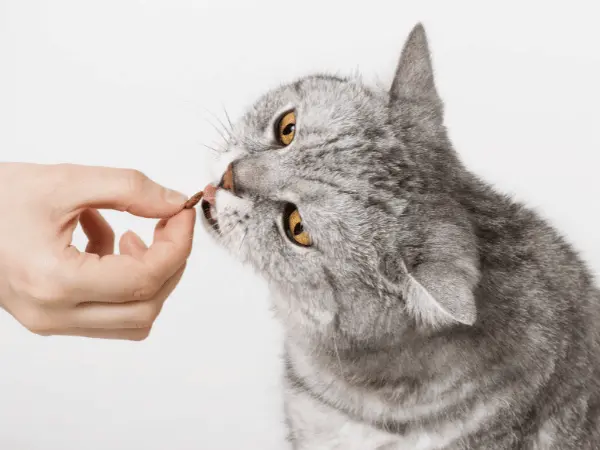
[200,183,219,232]
[201,199,219,232]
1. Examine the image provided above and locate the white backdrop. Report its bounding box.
[1,1,599,449]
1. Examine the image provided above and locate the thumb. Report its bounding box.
[54,164,188,218]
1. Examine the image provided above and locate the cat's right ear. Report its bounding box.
[390,23,442,109]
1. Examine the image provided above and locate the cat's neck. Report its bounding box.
[280,299,474,388]
[283,330,479,426]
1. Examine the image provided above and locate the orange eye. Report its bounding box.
[276,110,296,146]
[283,204,312,247]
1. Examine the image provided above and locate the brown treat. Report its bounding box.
[183,190,204,209]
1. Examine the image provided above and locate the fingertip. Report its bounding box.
[127,181,188,219]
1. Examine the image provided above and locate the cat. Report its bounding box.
[199,23,600,449]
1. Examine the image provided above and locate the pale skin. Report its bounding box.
[0,162,196,340]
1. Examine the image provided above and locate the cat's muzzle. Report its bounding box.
[201,162,236,233]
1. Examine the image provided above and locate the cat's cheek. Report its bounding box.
[271,291,336,331]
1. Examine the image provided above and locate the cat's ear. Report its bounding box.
[403,265,477,327]
[390,23,441,105]
[379,255,477,327]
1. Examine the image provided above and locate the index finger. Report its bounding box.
[58,208,196,303]
[50,164,188,218]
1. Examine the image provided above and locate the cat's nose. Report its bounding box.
[218,162,235,195]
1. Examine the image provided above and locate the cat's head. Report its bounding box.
[201,24,480,347]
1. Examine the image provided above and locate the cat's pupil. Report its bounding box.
[283,124,295,135]
[293,222,303,236]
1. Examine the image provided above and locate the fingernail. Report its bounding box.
[165,189,188,205]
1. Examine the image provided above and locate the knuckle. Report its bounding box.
[125,169,148,197]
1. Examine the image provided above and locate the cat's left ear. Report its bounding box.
[379,256,478,328]
[402,263,478,327]
[390,23,442,108]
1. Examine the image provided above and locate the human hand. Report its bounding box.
[0,162,196,340]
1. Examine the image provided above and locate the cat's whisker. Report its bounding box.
[239,135,266,152]
[204,117,230,146]
[201,143,222,155]
[222,104,235,134]
[216,117,233,141]
[204,107,233,142]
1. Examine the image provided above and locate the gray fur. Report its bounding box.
[203,23,600,449]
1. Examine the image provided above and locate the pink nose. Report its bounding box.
[219,162,235,193]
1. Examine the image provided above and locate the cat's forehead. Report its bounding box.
[239,75,384,135]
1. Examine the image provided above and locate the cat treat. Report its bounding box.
[170,190,203,217]
[183,190,204,209]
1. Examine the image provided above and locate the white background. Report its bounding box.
[1,1,599,449]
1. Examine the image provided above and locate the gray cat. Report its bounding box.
[200,23,600,449]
